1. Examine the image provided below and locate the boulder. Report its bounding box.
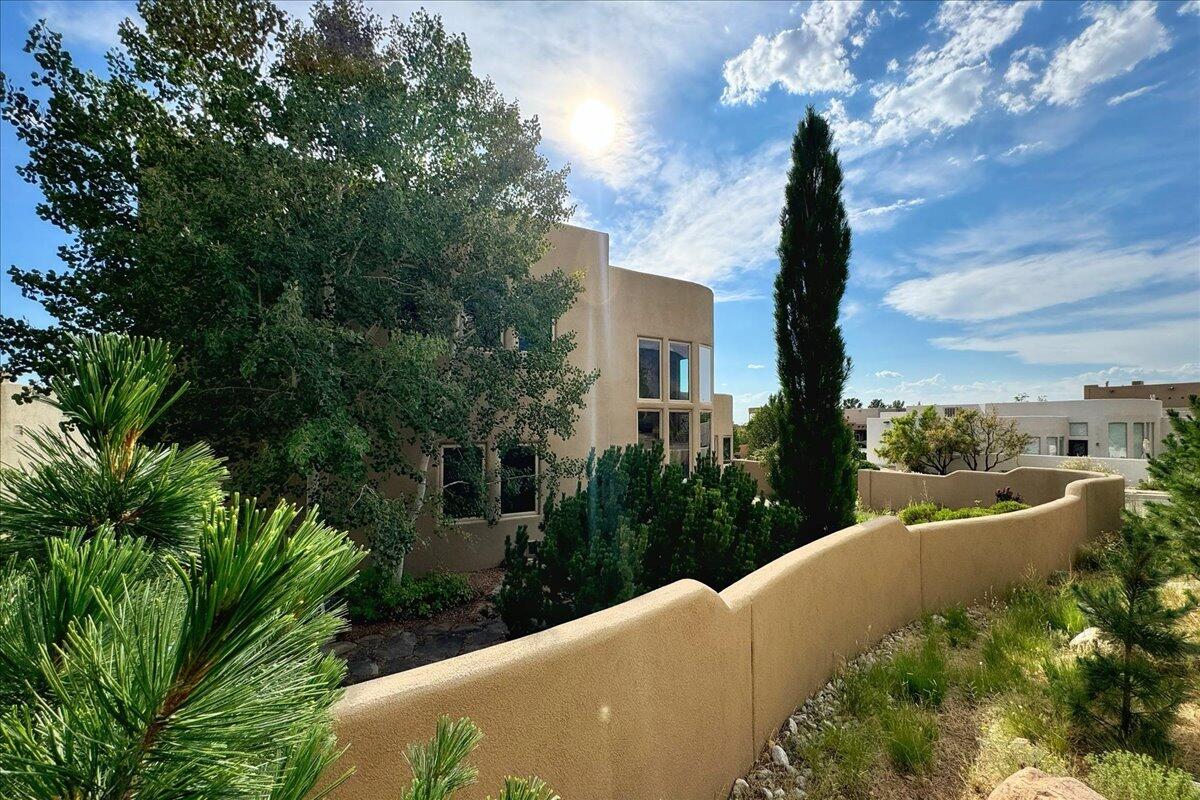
[1069,627,1101,649]
[987,768,1106,800]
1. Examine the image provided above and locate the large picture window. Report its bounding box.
[637,410,662,450]
[669,341,690,401]
[1023,438,1041,455]
[722,436,732,463]
[441,444,484,519]
[500,446,537,515]
[1108,422,1128,458]
[669,410,690,477]
[698,344,712,403]
[1069,422,1088,437]
[638,338,661,400]
[699,411,712,459]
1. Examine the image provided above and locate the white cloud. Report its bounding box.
[885,240,1198,323]
[933,319,1200,370]
[875,370,902,378]
[870,1,1038,143]
[824,98,876,148]
[1107,81,1165,106]
[886,58,900,73]
[1001,140,1045,157]
[747,363,766,369]
[842,300,863,320]
[721,0,865,105]
[1181,0,1200,15]
[614,140,789,292]
[848,197,925,231]
[26,1,133,48]
[1033,2,1171,106]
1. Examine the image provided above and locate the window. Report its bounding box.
[1046,437,1063,456]
[500,446,537,515]
[669,410,690,477]
[1068,439,1088,457]
[516,319,557,353]
[637,410,662,449]
[699,411,712,459]
[722,436,732,462]
[441,445,484,519]
[698,345,713,404]
[1069,422,1088,437]
[669,341,690,401]
[1108,422,1127,458]
[1023,438,1041,455]
[638,338,661,400]
[1133,422,1153,458]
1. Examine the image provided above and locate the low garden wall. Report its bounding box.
[329,468,1123,800]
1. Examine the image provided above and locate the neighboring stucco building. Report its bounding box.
[407,224,734,573]
[865,398,1171,474]
[1083,380,1199,412]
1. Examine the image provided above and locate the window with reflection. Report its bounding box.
[638,338,661,400]
[500,446,537,515]
[669,410,690,477]
[699,411,712,459]
[699,345,712,403]
[1108,422,1127,458]
[637,410,662,450]
[669,341,690,401]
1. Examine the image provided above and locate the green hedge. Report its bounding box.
[898,499,1029,526]
[342,567,474,623]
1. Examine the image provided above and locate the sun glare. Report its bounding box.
[570,98,616,154]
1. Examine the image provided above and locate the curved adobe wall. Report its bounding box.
[329,469,1122,800]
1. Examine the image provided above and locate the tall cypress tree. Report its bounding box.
[771,107,857,539]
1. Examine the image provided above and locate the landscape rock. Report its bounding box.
[379,631,417,661]
[1069,627,1101,649]
[345,659,380,683]
[770,744,790,768]
[986,767,1106,800]
[732,778,749,796]
[325,640,357,658]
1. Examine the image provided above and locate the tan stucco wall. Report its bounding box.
[406,225,727,575]
[732,458,771,497]
[329,468,1122,800]
[1,388,68,470]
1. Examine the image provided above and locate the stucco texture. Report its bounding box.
[328,468,1122,800]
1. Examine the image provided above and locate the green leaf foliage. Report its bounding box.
[496,445,802,635]
[341,567,473,624]
[0,0,596,580]
[771,106,858,539]
[898,500,1030,526]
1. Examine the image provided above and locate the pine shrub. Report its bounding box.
[400,716,558,800]
[1084,750,1200,800]
[1068,513,1198,756]
[0,334,364,799]
[342,568,473,624]
[496,446,802,634]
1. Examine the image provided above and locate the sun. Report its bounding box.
[570,98,616,154]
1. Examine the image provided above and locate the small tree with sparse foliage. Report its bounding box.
[953,408,1031,472]
[1067,513,1198,756]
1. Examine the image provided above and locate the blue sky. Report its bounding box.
[2,1,1199,422]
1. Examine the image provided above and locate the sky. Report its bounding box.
[2,1,1199,422]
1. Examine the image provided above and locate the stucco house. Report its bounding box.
[403,224,734,574]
